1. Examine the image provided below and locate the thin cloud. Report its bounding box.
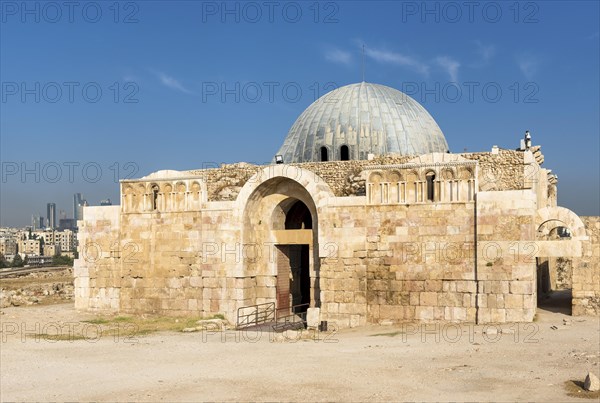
[435,56,460,82]
[365,47,429,76]
[467,41,495,68]
[475,41,495,63]
[156,72,192,94]
[517,57,539,80]
[324,48,353,65]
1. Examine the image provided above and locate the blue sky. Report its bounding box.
[1,0,599,227]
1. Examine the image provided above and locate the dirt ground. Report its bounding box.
[0,268,74,307]
[0,293,599,402]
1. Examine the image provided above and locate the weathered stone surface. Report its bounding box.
[307,308,320,328]
[73,148,598,330]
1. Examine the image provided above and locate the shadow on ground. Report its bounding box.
[538,289,572,315]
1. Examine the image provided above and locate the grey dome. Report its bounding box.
[276,82,449,163]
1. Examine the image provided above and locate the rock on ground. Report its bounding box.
[584,372,600,392]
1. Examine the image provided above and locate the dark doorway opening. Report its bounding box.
[340,145,349,161]
[285,200,312,229]
[320,146,329,162]
[276,244,310,314]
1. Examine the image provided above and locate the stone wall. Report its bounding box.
[572,216,600,315]
[554,257,573,290]
[475,190,537,322]
[74,206,121,311]
[363,202,477,323]
[316,190,539,326]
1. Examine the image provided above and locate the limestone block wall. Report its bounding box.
[76,199,247,320]
[572,216,600,315]
[117,210,203,315]
[318,191,538,326]
[476,190,537,322]
[363,202,477,323]
[317,199,369,328]
[74,206,121,311]
[117,203,244,318]
[317,197,478,326]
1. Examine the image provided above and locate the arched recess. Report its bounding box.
[536,207,588,240]
[534,206,591,314]
[235,165,334,312]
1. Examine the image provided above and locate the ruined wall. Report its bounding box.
[74,206,121,311]
[554,257,573,289]
[186,149,528,201]
[572,216,600,315]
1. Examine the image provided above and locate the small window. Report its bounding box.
[151,185,159,210]
[340,145,349,161]
[426,172,435,202]
[320,146,328,162]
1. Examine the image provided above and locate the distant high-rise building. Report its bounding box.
[73,193,88,221]
[46,203,56,229]
[73,193,83,220]
[31,214,44,230]
[59,209,67,220]
[100,199,112,206]
[59,218,77,231]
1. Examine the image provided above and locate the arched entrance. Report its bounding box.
[241,176,321,316]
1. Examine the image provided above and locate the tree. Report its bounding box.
[11,254,24,267]
[0,253,6,269]
[52,255,74,267]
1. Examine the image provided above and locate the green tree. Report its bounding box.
[11,254,24,267]
[0,253,6,268]
[52,255,74,267]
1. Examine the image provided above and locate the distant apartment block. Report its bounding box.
[43,243,61,257]
[18,239,41,256]
[0,237,17,256]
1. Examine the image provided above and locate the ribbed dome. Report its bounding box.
[276,82,449,163]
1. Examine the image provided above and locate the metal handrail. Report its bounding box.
[236,302,275,329]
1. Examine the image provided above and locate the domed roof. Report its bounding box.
[276,82,449,163]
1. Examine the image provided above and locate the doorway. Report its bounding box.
[276,244,310,314]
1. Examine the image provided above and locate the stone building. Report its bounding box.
[74,82,599,327]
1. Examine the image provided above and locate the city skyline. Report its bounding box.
[3,193,112,229]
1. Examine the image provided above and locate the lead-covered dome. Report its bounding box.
[276,82,449,163]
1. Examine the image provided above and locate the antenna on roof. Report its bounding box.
[362,44,366,82]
